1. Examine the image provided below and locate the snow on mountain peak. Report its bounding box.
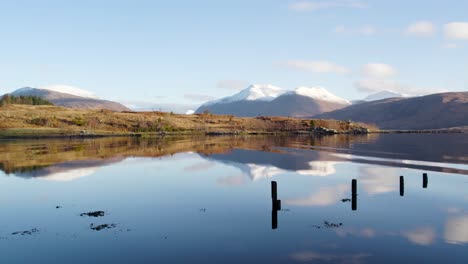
[39,85,98,99]
[202,84,284,106]
[201,84,350,106]
[237,84,284,101]
[289,86,351,105]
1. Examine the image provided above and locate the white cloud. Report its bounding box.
[184,93,216,102]
[334,25,376,35]
[284,60,349,74]
[216,80,248,90]
[355,79,447,96]
[361,63,397,78]
[406,21,436,37]
[444,43,460,49]
[359,25,376,35]
[289,0,368,12]
[444,22,468,40]
[355,79,400,93]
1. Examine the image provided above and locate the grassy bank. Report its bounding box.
[0,105,377,138]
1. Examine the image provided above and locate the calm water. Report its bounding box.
[0,134,467,263]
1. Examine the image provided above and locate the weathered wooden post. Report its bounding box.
[272,210,278,229]
[271,181,281,229]
[423,173,428,189]
[352,179,357,211]
[400,176,405,196]
[271,181,277,201]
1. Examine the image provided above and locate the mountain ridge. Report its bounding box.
[196,85,350,117]
[314,92,468,130]
[7,87,130,112]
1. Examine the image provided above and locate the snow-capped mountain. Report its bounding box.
[202,84,284,107]
[285,86,350,105]
[39,85,98,99]
[196,84,350,117]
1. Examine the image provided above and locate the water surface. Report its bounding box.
[0,134,467,263]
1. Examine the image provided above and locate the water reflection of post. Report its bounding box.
[400,176,405,196]
[271,181,281,229]
[423,173,428,189]
[352,179,357,211]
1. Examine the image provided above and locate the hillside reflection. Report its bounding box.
[1,134,467,180]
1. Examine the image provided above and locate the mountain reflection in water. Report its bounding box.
[0,134,467,264]
[1,134,467,180]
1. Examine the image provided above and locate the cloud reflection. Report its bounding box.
[359,166,399,195]
[291,251,371,263]
[216,174,247,186]
[403,227,436,246]
[38,167,98,182]
[296,161,339,176]
[285,185,348,206]
[444,214,468,245]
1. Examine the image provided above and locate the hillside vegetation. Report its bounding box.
[0,105,377,138]
[0,95,53,106]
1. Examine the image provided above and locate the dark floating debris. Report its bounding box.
[80,211,105,217]
[199,208,207,213]
[12,228,39,236]
[56,206,62,209]
[312,221,343,229]
[90,223,116,231]
[341,199,351,202]
[324,221,343,228]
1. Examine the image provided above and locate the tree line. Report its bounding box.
[0,95,54,107]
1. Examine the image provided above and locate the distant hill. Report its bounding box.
[196,84,350,117]
[314,92,468,130]
[363,90,406,101]
[8,87,130,112]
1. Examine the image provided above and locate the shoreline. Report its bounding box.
[0,105,465,140]
[0,127,465,140]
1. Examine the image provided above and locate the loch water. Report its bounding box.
[0,134,467,263]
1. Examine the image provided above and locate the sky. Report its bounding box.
[0,0,467,110]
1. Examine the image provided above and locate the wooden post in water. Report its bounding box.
[352,179,357,211]
[271,181,277,201]
[271,181,281,229]
[272,210,278,229]
[423,173,428,189]
[400,176,405,196]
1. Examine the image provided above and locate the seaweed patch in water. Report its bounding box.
[90,223,116,231]
[324,221,343,228]
[80,211,105,217]
[11,228,39,236]
[311,221,343,229]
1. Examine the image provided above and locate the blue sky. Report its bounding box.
[0,0,467,109]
